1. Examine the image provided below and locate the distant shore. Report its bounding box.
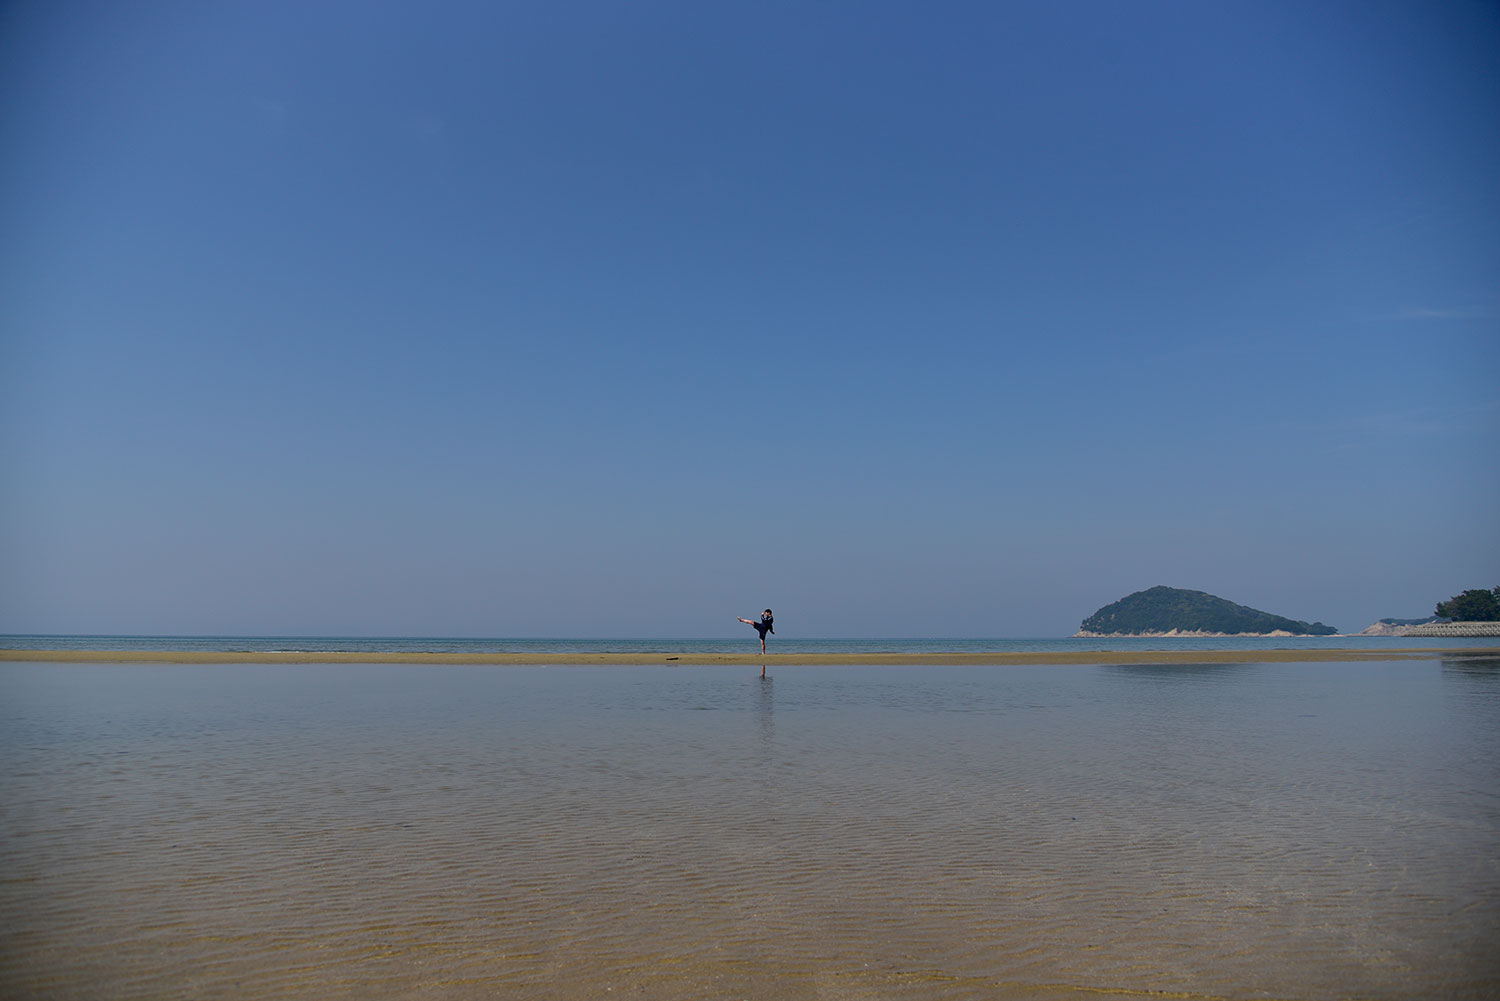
[3,647,1496,666]
[1360,621,1500,638]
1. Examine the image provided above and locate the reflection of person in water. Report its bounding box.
[738,608,774,655]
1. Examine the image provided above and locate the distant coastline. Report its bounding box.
[1357,621,1500,638]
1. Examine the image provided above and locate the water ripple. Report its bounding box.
[1,660,1496,999]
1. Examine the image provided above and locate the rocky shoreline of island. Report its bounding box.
[1075,629,1319,638]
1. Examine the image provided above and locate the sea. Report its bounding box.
[2,643,1497,999]
[2,633,1498,655]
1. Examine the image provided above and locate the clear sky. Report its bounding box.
[2,0,1497,638]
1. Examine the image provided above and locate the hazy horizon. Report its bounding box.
[3,1,1496,639]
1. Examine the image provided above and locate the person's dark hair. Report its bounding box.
[763,609,773,617]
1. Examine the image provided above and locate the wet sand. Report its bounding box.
[3,646,1495,665]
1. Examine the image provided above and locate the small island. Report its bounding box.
[1077,586,1337,637]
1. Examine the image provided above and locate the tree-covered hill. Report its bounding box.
[1435,587,1500,621]
[1079,586,1338,636]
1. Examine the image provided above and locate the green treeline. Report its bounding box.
[1435,587,1500,622]
[1080,586,1337,636]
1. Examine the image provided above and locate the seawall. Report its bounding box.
[1389,621,1500,638]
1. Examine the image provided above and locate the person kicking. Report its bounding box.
[738,609,774,655]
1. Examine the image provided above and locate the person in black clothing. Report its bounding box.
[738,609,774,655]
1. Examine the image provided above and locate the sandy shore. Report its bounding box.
[2,647,1496,666]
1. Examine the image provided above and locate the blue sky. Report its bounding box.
[2,0,1497,637]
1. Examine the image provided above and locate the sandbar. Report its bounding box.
[2,647,1496,666]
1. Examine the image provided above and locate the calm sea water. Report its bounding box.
[3,633,1497,654]
[2,656,1497,1000]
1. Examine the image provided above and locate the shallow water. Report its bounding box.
[2,658,1497,999]
[5,633,1499,655]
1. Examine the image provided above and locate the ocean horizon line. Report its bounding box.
[0,631,1460,647]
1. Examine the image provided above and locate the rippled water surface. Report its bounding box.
[2,658,1497,1000]
[6,633,1500,654]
